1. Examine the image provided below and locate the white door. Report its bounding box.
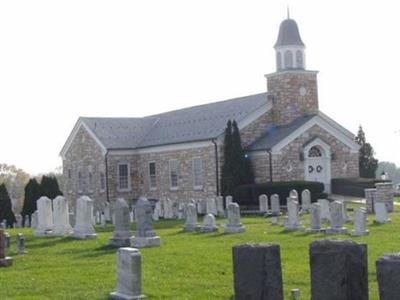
[304,144,331,193]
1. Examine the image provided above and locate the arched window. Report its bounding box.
[284,50,293,69]
[308,146,322,157]
[296,50,303,69]
[276,52,282,70]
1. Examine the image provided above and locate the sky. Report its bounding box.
[1,0,399,175]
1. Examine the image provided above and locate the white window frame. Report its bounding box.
[148,161,157,190]
[192,157,203,190]
[117,162,131,192]
[169,159,179,190]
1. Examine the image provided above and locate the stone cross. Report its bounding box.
[183,203,199,232]
[310,239,368,300]
[233,243,284,300]
[307,202,321,232]
[216,196,225,217]
[201,214,218,233]
[374,202,390,224]
[131,197,160,248]
[326,201,348,235]
[16,233,26,255]
[301,189,311,212]
[52,196,73,236]
[223,203,245,234]
[0,229,13,267]
[110,247,145,300]
[71,196,97,239]
[317,199,330,223]
[109,198,133,247]
[376,253,400,300]
[258,194,269,213]
[35,196,54,236]
[285,198,304,231]
[351,207,369,236]
[270,194,281,216]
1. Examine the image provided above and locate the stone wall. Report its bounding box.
[240,110,273,147]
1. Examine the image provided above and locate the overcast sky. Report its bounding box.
[1,0,399,175]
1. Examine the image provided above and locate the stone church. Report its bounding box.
[61,17,360,211]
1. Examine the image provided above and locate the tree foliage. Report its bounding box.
[21,178,41,218]
[39,175,63,199]
[355,125,378,178]
[0,183,16,226]
[376,161,400,184]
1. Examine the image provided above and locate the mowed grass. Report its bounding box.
[1,204,400,300]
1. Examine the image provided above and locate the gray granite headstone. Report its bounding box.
[183,203,199,232]
[4,232,10,249]
[285,197,304,231]
[223,203,245,234]
[0,229,13,267]
[307,202,321,232]
[110,247,145,300]
[376,253,400,300]
[351,207,369,236]
[109,198,133,247]
[206,198,217,216]
[318,199,330,223]
[200,214,218,233]
[270,194,281,216]
[233,243,284,300]
[71,196,97,239]
[52,196,73,236]
[259,194,269,213]
[216,196,225,217]
[16,233,26,255]
[301,189,311,212]
[326,201,348,234]
[310,239,368,300]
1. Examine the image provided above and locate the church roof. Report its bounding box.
[274,18,305,47]
[80,92,269,150]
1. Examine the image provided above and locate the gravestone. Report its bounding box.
[177,202,185,219]
[104,202,111,222]
[15,215,22,228]
[69,212,75,228]
[225,195,233,208]
[318,199,330,222]
[259,194,269,213]
[351,207,369,236]
[31,211,38,229]
[163,198,174,219]
[109,198,133,247]
[16,233,26,255]
[285,197,304,231]
[35,196,54,236]
[233,243,283,300]
[196,200,206,214]
[307,202,321,232]
[0,220,5,230]
[223,203,245,234]
[301,189,311,212]
[131,197,160,248]
[200,214,218,233]
[376,253,400,300]
[71,196,97,239]
[4,232,10,249]
[206,198,217,216]
[375,202,390,224]
[375,182,394,212]
[0,229,13,267]
[340,201,352,223]
[52,196,73,236]
[216,196,225,217]
[310,239,368,300]
[183,203,199,232]
[153,200,162,220]
[101,212,106,228]
[326,201,348,234]
[110,247,145,300]
[270,194,281,216]
[289,189,298,200]
[291,289,301,300]
[172,201,179,219]
[365,188,377,213]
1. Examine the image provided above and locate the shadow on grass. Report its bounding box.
[74,244,117,259]
[27,236,76,249]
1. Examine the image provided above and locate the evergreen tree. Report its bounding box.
[221,120,233,196]
[40,175,63,199]
[21,178,41,226]
[0,183,16,227]
[355,125,378,178]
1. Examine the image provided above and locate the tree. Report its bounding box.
[376,161,400,184]
[39,175,63,199]
[355,125,378,178]
[21,178,41,226]
[221,120,234,196]
[232,120,254,185]
[0,183,16,227]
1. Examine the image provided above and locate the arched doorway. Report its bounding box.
[304,139,331,193]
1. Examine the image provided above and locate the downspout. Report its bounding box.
[211,139,220,196]
[105,150,110,203]
[267,149,273,183]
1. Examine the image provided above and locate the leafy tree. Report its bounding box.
[355,125,378,178]
[221,120,233,196]
[21,178,41,226]
[0,183,16,227]
[39,175,63,199]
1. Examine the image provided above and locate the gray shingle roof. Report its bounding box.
[274,18,305,47]
[82,92,269,149]
[245,114,316,151]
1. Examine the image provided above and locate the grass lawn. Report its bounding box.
[1,206,400,300]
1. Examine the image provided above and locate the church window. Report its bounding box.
[296,50,303,68]
[169,159,179,189]
[118,162,131,191]
[148,162,157,190]
[308,146,322,157]
[284,50,293,69]
[192,157,203,189]
[276,52,282,70]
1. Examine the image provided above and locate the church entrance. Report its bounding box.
[304,139,331,193]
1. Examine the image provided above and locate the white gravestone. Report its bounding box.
[216,196,225,217]
[109,198,133,247]
[52,196,73,236]
[153,200,162,220]
[374,202,390,224]
[110,247,145,300]
[163,198,174,219]
[223,203,245,234]
[341,201,352,223]
[31,211,38,229]
[15,215,22,228]
[200,214,218,233]
[270,194,281,216]
[225,195,233,208]
[183,203,199,232]
[131,197,160,248]
[177,203,185,219]
[318,199,330,223]
[71,196,97,239]
[289,189,298,200]
[206,198,218,216]
[35,196,53,236]
[259,194,269,213]
[104,202,111,222]
[326,201,348,234]
[351,207,369,236]
[285,197,304,231]
[307,202,321,232]
[301,189,311,213]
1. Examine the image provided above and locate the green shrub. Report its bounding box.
[233,181,326,206]
[331,177,390,197]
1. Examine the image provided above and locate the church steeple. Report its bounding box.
[274,16,306,71]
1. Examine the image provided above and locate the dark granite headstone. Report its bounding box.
[233,243,283,300]
[310,239,368,300]
[376,253,400,300]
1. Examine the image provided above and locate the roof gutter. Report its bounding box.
[211,139,220,196]
[105,150,110,203]
[267,149,273,183]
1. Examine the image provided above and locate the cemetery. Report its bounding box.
[0,192,400,299]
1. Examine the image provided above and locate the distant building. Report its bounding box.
[61,16,359,211]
